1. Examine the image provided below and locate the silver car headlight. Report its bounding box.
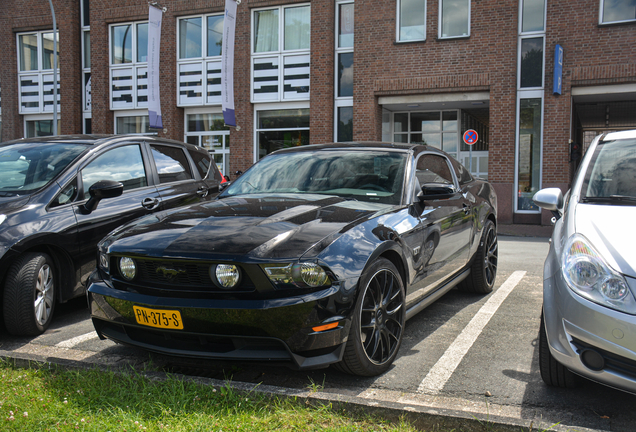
[561,234,636,314]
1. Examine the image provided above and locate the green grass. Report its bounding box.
[0,360,419,431]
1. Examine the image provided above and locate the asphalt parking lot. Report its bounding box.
[1,235,635,431]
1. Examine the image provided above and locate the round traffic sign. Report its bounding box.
[463,129,478,146]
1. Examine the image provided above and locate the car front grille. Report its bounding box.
[571,337,636,379]
[111,257,257,295]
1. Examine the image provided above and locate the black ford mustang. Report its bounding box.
[88,143,498,376]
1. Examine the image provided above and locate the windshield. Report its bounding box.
[0,143,89,196]
[224,150,408,205]
[581,138,636,204]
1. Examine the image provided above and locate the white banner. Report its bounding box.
[148,6,163,129]
[221,0,237,127]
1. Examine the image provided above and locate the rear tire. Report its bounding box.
[458,219,497,294]
[336,258,405,376]
[539,310,578,388]
[3,253,56,336]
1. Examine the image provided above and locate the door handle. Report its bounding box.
[142,197,159,209]
[197,187,209,198]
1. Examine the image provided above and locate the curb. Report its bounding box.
[0,348,606,432]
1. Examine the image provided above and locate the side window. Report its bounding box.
[416,154,454,185]
[50,178,78,208]
[188,149,213,180]
[450,157,473,185]
[81,145,148,195]
[150,144,193,184]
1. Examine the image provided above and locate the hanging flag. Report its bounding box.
[222,0,238,127]
[148,5,163,129]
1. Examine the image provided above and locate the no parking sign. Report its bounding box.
[463,129,478,146]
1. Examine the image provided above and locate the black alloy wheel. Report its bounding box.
[336,258,405,376]
[459,219,498,294]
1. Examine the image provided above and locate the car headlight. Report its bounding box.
[262,263,330,288]
[119,257,137,281]
[561,234,636,314]
[214,264,240,289]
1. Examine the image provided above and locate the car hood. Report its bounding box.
[105,195,393,260]
[575,203,636,278]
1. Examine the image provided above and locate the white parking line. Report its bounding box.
[55,331,99,349]
[417,270,526,394]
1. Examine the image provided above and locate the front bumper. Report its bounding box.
[87,276,353,370]
[543,255,636,394]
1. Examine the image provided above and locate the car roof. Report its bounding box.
[269,141,445,157]
[0,134,204,152]
[602,130,636,141]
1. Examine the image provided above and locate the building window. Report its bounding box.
[439,0,470,39]
[600,0,636,24]
[251,4,311,102]
[115,111,150,134]
[392,111,459,159]
[521,0,545,32]
[17,31,60,114]
[25,116,61,138]
[516,98,542,211]
[256,107,310,160]
[397,0,426,42]
[184,111,230,175]
[515,0,545,213]
[81,0,91,133]
[335,0,354,142]
[109,22,148,110]
[519,37,544,88]
[177,14,224,107]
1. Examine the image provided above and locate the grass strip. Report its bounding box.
[0,359,419,431]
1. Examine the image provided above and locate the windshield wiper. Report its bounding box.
[582,195,636,204]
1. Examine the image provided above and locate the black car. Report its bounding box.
[0,135,223,336]
[88,143,498,376]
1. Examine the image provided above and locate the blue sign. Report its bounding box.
[553,44,563,95]
[463,129,478,146]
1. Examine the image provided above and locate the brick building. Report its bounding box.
[1,0,635,225]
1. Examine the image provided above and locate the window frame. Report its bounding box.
[183,107,231,176]
[250,4,311,103]
[599,0,636,25]
[109,21,149,110]
[16,30,60,115]
[438,0,471,40]
[396,0,427,43]
[517,35,545,90]
[334,0,354,142]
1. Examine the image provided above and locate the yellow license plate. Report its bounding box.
[133,306,184,330]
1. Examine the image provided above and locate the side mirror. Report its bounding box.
[81,180,124,214]
[219,181,232,191]
[533,188,563,220]
[418,183,455,200]
[234,170,243,177]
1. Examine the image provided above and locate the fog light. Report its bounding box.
[119,257,136,280]
[215,264,240,288]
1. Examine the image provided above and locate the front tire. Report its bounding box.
[336,258,405,376]
[3,253,56,336]
[459,219,497,294]
[539,311,578,388]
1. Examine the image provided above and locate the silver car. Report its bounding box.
[533,130,636,394]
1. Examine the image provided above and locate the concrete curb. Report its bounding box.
[0,347,606,432]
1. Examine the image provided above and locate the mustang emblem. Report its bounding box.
[156,266,186,281]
